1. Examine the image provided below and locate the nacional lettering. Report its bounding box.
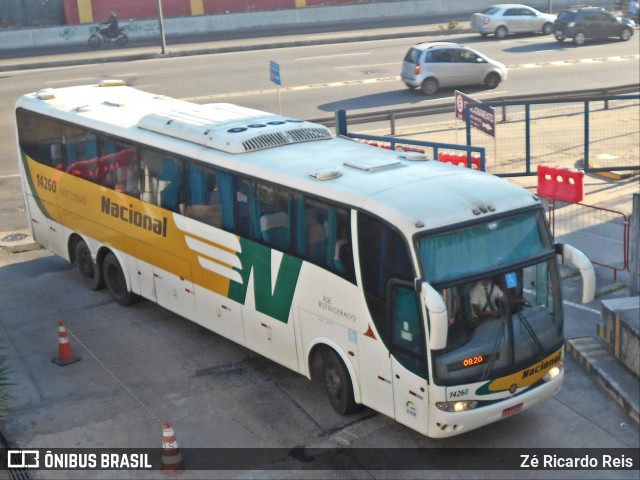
[101,196,167,237]
[521,352,561,379]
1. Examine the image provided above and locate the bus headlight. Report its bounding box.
[435,400,479,412]
[543,363,562,382]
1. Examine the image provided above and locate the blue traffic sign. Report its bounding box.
[270,61,281,86]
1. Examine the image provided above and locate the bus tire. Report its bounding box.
[75,240,104,290]
[103,252,139,306]
[323,349,359,415]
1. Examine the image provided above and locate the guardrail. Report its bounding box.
[309,84,640,130]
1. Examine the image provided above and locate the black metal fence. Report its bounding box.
[465,95,640,177]
[325,90,640,179]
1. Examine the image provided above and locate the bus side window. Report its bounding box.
[62,125,97,171]
[185,164,219,227]
[294,198,355,282]
[15,110,61,168]
[139,149,183,212]
[254,182,291,251]
[358,213,415,346]
[332,208,354,281]
[64,127,100,183]
[235,177,252,238]
[295,198,328,265]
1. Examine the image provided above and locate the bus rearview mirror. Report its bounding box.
[421,282,448,350]
[556,243,596,303]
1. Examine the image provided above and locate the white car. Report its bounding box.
[400,42,508,95]
[471,4,556,39]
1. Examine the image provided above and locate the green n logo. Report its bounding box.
[228,239,302,323]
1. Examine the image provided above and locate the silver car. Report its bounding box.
[401,42,508,95]
[471,4,556,39]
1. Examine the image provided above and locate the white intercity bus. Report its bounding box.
[15,82,595,438]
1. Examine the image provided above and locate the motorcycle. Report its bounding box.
[88,26,128,49]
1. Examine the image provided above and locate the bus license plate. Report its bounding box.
[502,403,523,417]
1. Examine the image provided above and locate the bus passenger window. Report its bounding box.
[305,208,327,264]
[295,198,328,265]
[185,164,222,227]
[139,150,183,212]
[62,125,96,169]
[16,109,62,167]
[333,209,354,280]
[50,143,62,169]
[235,177,252,237]
[110,148,140,196]
[260,211,290,250]
[253,183,291,251]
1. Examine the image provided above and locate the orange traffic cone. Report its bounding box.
[52,320,81,366]
[161,421,184,471]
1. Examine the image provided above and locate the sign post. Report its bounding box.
[456,91,496,169]
[270,61,282,114]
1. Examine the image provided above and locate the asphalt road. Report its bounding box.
[0,29,638,236]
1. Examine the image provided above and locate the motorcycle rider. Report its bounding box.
[99,11,120,38]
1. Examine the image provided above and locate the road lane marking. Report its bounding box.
[295,52,370,61]
[184,53,638,101]
[563,299,600,315]
[509,54,639,69]
[334,62,397,69]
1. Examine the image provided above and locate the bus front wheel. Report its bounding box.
[75,240,104,290]
[103,253,139,306]
[323,349,359,415]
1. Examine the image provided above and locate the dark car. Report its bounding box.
[554,6,635,45]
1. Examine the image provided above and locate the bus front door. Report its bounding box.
[389,283,429,435]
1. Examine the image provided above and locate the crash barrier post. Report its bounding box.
[544,197,630,281]
[537,165,584,203]
[52,320,81,366]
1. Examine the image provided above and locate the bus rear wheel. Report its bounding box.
[75,240,104,290]
[323,349,359,415]
[103,252,139,306]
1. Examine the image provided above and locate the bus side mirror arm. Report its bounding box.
[556,243,596,304]
[421,282,448,350]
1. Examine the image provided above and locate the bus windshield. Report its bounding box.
[416,211,563,386]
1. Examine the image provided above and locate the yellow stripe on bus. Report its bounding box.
[27,157,234,297]
[487,348,562,392]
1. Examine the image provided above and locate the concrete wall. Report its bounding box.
[0,0,615,51]
[0,0,65,27]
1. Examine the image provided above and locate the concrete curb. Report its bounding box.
[565,337,640,424]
